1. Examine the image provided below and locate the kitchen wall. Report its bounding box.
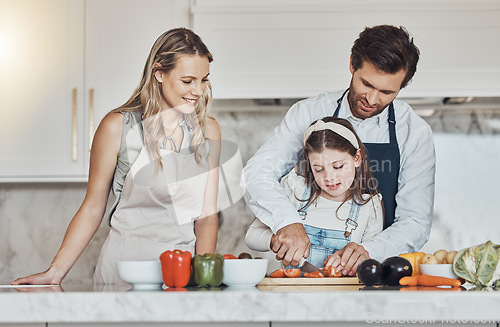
[1,102,500,284]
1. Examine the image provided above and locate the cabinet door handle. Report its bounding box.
[89,88,94,152]
[72,88,77,162]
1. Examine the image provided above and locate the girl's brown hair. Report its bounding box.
[297,117,380,217]
[112,27,213,170]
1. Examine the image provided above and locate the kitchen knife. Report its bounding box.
[298,258,321,273]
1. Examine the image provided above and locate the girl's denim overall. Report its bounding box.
[288,185,360,268]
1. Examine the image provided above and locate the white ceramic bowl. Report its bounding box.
[420,264,458,279]
[117,260,163,290]
[222,258,268,287]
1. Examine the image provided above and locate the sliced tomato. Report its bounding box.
[269,268,285,278]
[303,271,324,278]
[283,268,302,278]
[320,265,342,277]
[223,254,238,260]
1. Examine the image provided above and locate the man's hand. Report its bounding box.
[271,223,310,266]
[331,242,369,276]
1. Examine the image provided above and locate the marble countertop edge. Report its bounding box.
[1,289,500,323]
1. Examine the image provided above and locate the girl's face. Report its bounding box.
[154,54,210,115]
[308,148,361,202]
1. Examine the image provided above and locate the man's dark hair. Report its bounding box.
[351,25,420,89]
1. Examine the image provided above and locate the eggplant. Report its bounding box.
[357,259,383,286]
[381,256,412,286]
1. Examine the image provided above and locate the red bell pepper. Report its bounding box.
[159,249,192,288]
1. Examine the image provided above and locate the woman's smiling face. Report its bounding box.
[308,148,361,202]
[154,54,210,115]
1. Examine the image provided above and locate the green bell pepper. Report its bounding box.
[192,253,224,287]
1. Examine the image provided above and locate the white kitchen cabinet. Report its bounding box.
[84,0,190,174]
[0,0,190,182]
[192,0,500,99]
[0,0,85,181]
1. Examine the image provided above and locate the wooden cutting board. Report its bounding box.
[258,276,361,286]
[257,284,364,292]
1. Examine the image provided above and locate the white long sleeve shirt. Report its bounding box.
[242,90,436,261]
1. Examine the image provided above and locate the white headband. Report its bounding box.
[303,120,359,149]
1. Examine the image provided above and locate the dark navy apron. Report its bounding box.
[333,89,400,229]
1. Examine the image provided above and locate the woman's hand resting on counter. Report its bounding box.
[11,266,64,285]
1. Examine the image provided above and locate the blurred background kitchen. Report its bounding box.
[1,0,500,283]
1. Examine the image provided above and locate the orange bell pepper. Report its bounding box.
[399,252,425,276]
[160,249,192,288]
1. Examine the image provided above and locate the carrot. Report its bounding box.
[399,276,419,286]
[400,286,462,292]
[417,274,462,288]
[399,274,461,287]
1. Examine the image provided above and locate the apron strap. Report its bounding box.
[388,102,397,143]
[333,89,349,117]
[344,200,360,238]
[163,120,185,153]
[298,185,312,218]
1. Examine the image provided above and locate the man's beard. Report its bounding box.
[347,80,388,119]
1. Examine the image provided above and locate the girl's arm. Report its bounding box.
[11,113,123,285]
[245,167,304,253]
[194,117,221,254]
[245,218,274,252]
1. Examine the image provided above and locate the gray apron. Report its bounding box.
[93,121,208,285]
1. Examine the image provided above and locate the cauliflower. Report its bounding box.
[453,240,500,288]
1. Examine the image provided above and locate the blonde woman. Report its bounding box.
[12,28,221,285]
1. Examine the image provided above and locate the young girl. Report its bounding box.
[12,28,221,285]
[245,117,383,272]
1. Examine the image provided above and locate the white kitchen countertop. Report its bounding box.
[0,282,500,324]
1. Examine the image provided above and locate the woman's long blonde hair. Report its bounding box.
[112,28,213,170]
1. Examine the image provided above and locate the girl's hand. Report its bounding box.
[323,253,342,271]
[332,242,369,276]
